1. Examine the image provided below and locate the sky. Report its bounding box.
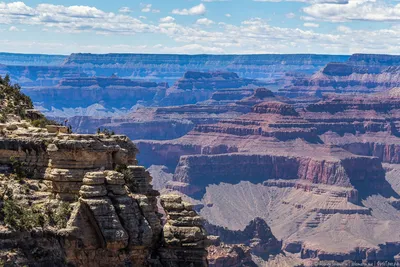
[0,0,400,55]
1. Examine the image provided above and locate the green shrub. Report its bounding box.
[9,157,27,180]
[51,202,72,229]
[0,75,33,119]
[114,164,127,173]
[97,127,115,137]
[31,118,60,128]
[3,197,72,231]
[9,157,35,180]
[2,198,42,231]
[115,164,138,192]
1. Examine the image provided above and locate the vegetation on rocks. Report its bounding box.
[2,198,45,231]
[97,127,115,136]
[0,174,73,231]
[10,157,32,180]
[114,164,139,192]
[2,194,73,231]
[0,74,33,122]
[0,75,59,127]
[31,118,60,128]
[47,202,72,229]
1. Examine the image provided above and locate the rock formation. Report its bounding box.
[280,53,400,97]
[159,194,208,266]
[137,75,400,264]
[207,243,257,267]
[159,71,267,106]
[205,218,281,258]
[0,77,209,267]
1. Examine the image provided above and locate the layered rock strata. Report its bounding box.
[159,194,208,267]
[280,53,400,97]
[63,53,348,83]
[0,117,208,266]
[139,83,400,264]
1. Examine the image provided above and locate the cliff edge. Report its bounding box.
[0,75,208,266]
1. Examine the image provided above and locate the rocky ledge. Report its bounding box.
[0,119,209,266]
[0,77,210,266]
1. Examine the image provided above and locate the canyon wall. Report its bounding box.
[63,53,349,83]
[170,152,385,196]
[280,53,400,97]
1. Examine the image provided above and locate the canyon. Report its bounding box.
[280,53,400,97]
[138,86,400,265]
[3,52,400,266]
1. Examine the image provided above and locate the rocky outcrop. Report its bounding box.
[159,194,208,267]
[0,77,211,266]
[62,165,167,266]
[207,244,257,267]
[205,218,281,258]
[236,87,281,107]
[0,122,211,266]
[252,101,299,116]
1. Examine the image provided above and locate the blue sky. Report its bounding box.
[0,0,399,55]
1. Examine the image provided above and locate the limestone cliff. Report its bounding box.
[0,77,208,266]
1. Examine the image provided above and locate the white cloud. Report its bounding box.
[141,4,159,13]
[172,3,206,16]
[3,1,400,54]
[0,39,226,55]
[202,0,230,1]
[152,44,225,54]
[160,16,175,23]
[304,22,319,27]
[119,7,131,13]
[304,0,400,22]
[9,26,19,31]
[141,4,151,12]
[300,16,316,21]
[286,12,296,18]
[254,0,349,3]
[0,2,35,17]
[0,2,156,34]
[225,13,231,17]
[196,18,214,26]
[337,25,351,33]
